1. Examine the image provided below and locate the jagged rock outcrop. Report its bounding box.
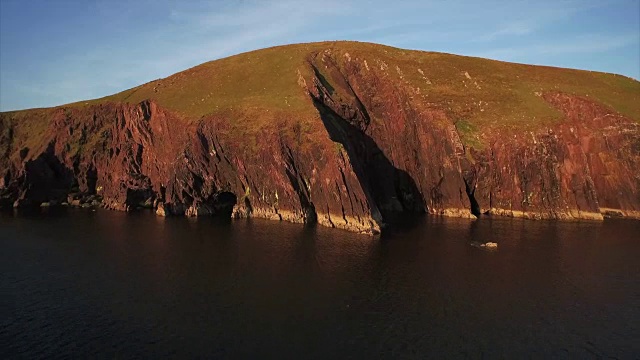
[1,41,638,234]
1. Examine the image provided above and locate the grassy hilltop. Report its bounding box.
[90,41,639,124]
[5,41,639,154]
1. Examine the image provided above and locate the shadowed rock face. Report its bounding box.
[1,43,639,234]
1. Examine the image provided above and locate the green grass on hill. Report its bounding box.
[6,41,640,152]
[78,41,639,126]
[84,43,324,120]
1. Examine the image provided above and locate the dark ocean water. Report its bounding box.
[1,208,639,359]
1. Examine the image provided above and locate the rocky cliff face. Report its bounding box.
[305,51,640,224]
[1,42,639,234]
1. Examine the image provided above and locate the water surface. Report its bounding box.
[1,209,639,358]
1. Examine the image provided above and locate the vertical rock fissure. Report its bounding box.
[311,96,424,226]
[463,177,481,217]
[282,144,317,224]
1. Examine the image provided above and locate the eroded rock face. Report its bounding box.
[0,99,384,234]
[462,93,640,221]
[1,54,638,234]
[304,53,640,222]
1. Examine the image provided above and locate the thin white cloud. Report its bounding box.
[474,33,640,61]
[169,0,348,30]
[474,0,605,42]
[478,22,535,42]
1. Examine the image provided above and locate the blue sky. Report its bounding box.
[1,0,638,111]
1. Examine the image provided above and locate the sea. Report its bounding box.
[1,208,639,359]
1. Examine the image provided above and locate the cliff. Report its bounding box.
[1,41,639,234]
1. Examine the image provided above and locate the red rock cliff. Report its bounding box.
[1,42,639,233]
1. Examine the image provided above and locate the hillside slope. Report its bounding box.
[1,41,639,234]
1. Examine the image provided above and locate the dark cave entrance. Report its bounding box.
[211,191,237,217]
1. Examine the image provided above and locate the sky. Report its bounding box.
[0,0,638,111]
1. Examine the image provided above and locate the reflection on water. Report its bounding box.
[1,209,639,358]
